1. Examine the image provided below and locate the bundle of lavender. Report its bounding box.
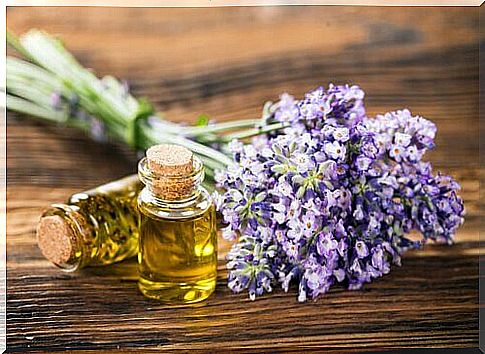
[6,30,284,179]
[6,30,465,302]
[216,87,465,301]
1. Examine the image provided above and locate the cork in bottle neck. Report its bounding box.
[37,215,76,266]
[146,144,194,177]
[139,144,204,201]
[36,205,87,271]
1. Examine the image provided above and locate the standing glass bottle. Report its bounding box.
[137,144,217,303]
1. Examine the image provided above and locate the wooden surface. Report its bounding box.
[6,6,481,352]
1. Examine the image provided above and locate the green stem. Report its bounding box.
[6,95,67,122]
[144,116,263,138]
[181,119,262,136]
[221,122,287,142]
[6,30,34,62]
[138,121,232,168]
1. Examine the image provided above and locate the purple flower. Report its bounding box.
[406,145,422,162]
[283,240,300,260]
[228,139,244,154]
[298,101,320,120]
[275,93,300,123]
[273,202,287,224]
[89,118,106,142]
[316,232,338,256]
[50,91,62,110]
[356,155,372,171]
[394,132,412,147]
[324,141,346,161]
[355,241,369,258]
[302,212,317,237]
[360,139,378,158]
[333,268,346,282]
[353,204,364,220]
[333,127,350,142]
[389,144,406,162]
[217,84,464,301]
[277,181,293,197]
[293,152,315,174]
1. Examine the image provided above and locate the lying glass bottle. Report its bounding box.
[36,174,142,271]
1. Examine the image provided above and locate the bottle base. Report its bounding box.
[138,275,216,304]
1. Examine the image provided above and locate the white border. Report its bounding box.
[2,1,482,352]
[4,0,485,6]
[1,0,6,352]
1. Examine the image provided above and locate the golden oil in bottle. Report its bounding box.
[137,144,217,303]
[36,175,142,271]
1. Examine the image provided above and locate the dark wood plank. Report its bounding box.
[6,6,480,352]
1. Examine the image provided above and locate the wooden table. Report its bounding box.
[6,6,481,352]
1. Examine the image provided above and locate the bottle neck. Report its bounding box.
[38,204,92,271]
[138,156,205,203]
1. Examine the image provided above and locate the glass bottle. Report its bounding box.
[36,174,142,271]
[137,144,217,304]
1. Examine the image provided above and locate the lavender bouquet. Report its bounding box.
[215,86,465,301]
[6,30,465,302]
[5,30,284,179]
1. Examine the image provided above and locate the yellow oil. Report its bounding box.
[68,175,141,266]
[137,205,217,303]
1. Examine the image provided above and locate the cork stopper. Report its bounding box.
[145,144,196,200]
[36,215,78,266]
[147,144,194,176]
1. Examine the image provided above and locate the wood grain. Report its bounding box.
[6,6,481,352]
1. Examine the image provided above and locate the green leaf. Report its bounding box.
[196,114,210,127]
[254,192,267,202]
[292,175,305,185]
[261,101,273,120]
[272,144,282,156]
[297,186,306,199]
[271,164,287,174]
[318,160,333,174]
